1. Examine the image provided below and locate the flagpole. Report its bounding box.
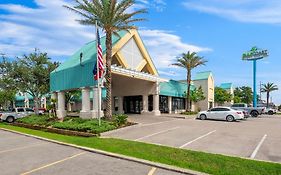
[95,20,101,126]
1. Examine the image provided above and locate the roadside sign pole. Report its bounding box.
[253,60,257,107]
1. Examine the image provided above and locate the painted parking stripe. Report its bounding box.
[179,130,216,148]
[147,167,157,175]
[250,134,267,159]
[134,127,180,141]
[141,119,180,127]
[0,143,48,154]
[20,152,86,175]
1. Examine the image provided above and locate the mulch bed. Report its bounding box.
[11,122,98,137]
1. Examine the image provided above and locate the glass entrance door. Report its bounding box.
[124,96,143,114]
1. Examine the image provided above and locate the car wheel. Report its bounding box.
[268,111,273,115]
[251,111,259,117]
[6,116,15,123]
[226,115,234,122]
[200,114,207,120]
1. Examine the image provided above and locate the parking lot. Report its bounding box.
[103,114,281,163]
[0,130,185,175]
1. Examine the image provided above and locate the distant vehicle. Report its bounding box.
[231,103,265,117]
[264,108,277,115]
[197,107,244,122]
[0,107,35,123]
[33,108,46,115]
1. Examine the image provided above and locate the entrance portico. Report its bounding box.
[111,66,165,115]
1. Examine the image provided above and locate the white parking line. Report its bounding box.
[147,167,157,175]
[20,152,86,175]
[250,134,267,159]
[179,130,216,148]
[134,127,180,141]
[141,119,179,127]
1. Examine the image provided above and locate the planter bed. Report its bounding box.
[12,122,98,137]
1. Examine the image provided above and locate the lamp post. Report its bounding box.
[242,47,268,107]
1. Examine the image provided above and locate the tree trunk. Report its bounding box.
[34,96,39,115]
[186,69,191,112]
[105,32,113,120]
[266,92,269,108]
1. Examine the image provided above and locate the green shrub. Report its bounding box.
[17,115,55,126]
[180,111,198,115]
[113,114,128,127]
[52,117,116,134]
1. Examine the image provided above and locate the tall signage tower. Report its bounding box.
[242,47,269,107]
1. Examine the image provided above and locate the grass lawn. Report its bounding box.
[0,122,281,175]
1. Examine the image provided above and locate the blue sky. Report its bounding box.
[0,0,281,104]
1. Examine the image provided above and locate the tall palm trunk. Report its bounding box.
[266,92,269,108]
[105,32,112,120]
[186,69,191,111]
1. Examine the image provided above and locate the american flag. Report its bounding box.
[93,29,104,80]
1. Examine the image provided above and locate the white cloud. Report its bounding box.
[0,0,94,58]
[139,29,212,68]
[183,0,281,24]
[136,0,166,12]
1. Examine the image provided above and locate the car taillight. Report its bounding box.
[237,112,242,114]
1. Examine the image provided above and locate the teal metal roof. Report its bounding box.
[15,94,33,101]
[50,31,128,92]
[160,80,195,98]
[193,71,212,80]
[220,83,233,90]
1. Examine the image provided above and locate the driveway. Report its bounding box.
[103,114,281,163]
[0,130,185,175]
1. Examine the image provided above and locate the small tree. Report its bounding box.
[215,87,232,106]
[190,86,205,103]
[234,86,253,104]
[65,90,81,111]
[0,89,15,110]
[0,49,59,114]
[261,82,278,108]
[172,52,207,111]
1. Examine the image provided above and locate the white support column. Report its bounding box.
[80,87,91,119]
[118,96,124,114]
[92,87,104,118]
[168,96,172,114]
[56,91,66,119]
[141,95,148,114]
[24,93,30,108]
[152,82,161,116]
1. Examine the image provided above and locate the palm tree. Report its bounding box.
[172,51,207,111]
[64,0,146,120]
[261,82,278,108]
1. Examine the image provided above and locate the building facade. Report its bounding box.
[50,29,214,119]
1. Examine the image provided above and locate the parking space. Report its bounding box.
[0,130,185,175]
[103,114,281,163]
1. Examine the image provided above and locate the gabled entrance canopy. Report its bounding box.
[50,29,159,92]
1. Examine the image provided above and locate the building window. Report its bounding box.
[172,97,185,111]
[159,95,168,113]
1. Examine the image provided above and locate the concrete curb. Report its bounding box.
[0,128,208,175]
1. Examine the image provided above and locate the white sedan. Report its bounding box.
[197,107,244,122]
